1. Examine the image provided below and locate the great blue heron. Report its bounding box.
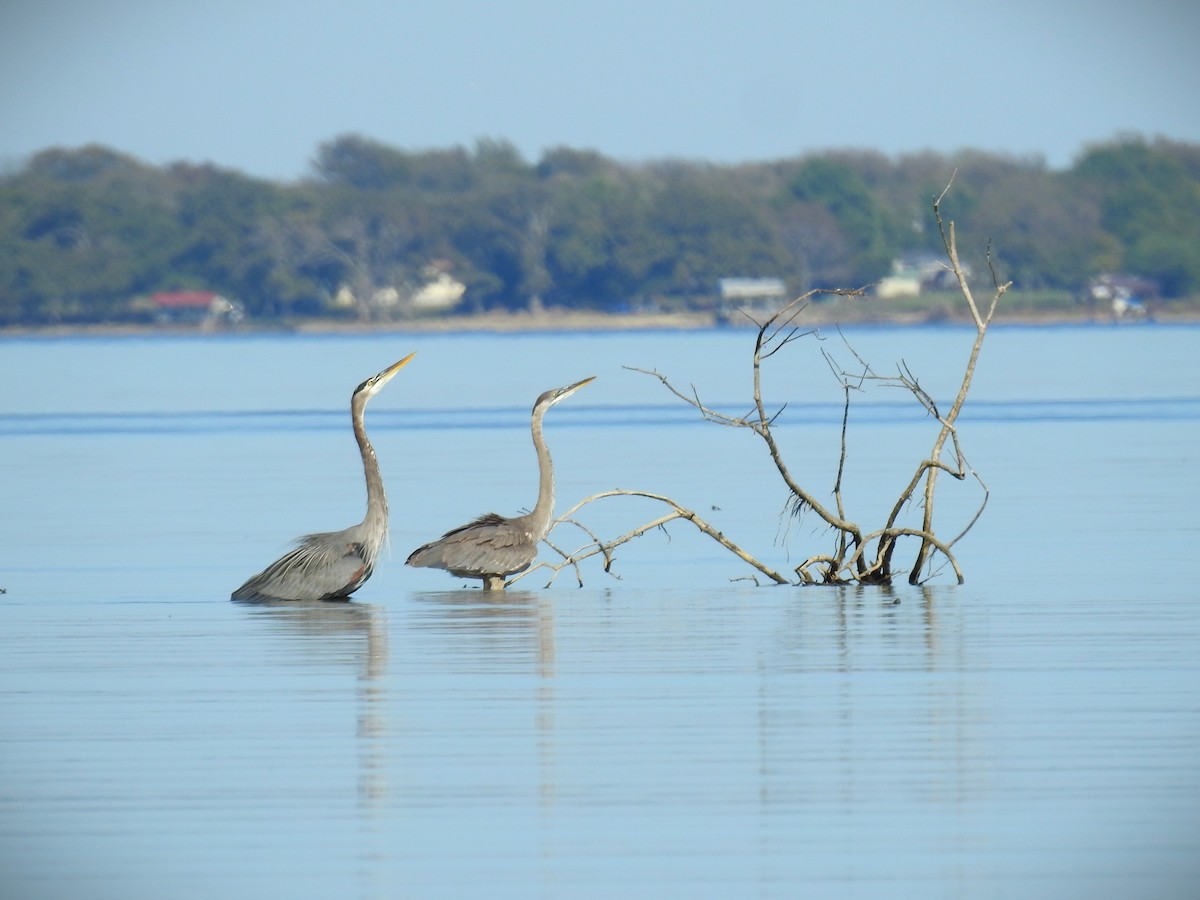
[406,375,595,590]
[231,352,416,602]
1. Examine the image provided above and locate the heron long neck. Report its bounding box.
[527,405,555,538]
[353,394,388,541]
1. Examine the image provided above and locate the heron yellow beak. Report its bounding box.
[380,352,416,380]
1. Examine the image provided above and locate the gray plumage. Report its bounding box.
[231,352,415,602]
[406,376,595,590]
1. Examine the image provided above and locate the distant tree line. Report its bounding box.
[1,133,1198,325]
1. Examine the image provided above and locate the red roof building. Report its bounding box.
[152,291,222,309]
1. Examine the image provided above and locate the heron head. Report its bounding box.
[356,351,416,398]
[535,375,595,413]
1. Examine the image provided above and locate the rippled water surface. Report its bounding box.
[2,325,1198,898]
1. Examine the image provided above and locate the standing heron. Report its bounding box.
[231,352,416,602]
[406,375,595,590]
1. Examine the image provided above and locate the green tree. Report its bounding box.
[1073,137,1200,295]
[641,166,791,297]
[313,134,413,190]
[967,170,1107,289]
[0,146,181,323]
[168,163,293,302]
[783,156,899,285]
[543,172,658,307]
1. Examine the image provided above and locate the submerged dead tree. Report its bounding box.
[512,185,1009,588]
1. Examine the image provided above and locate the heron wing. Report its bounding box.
[232,531,372,602]
[406,513,538,578]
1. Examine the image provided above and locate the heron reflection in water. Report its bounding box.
[231,352,416,602]
[407,376,595,590]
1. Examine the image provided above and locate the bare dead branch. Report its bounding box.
[536,536,586,587]
[832,383,851,518]
[940,466,990,552]
[896,179,1006,582]
[531,184,994,589]
[555,517,617,571]
[540,489,791,585]
[622,365,746,428]
[846,527,964,585]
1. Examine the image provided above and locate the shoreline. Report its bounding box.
[2,304,1197,339]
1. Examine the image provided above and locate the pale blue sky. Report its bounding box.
[3,0,1197,181]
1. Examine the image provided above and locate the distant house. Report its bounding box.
[876,254,966,298]
[411,272,466,312]
[1085,273,1158,320]
[331,266,467,318]
[716,277,789,321]
[151,291,242,325]
[875,267,922,299]
[719,277,788,301]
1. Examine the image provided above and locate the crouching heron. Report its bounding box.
[231,352,415,602]
[406,375,594,589]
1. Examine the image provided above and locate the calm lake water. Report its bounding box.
[2,324,1199,898]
